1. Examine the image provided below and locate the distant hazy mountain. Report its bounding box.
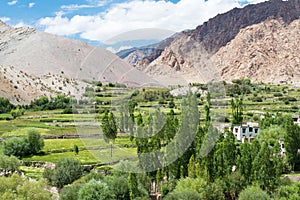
[0,21,160,104]
[121,0,300,85]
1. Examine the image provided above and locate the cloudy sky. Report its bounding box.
[0,0,266,51]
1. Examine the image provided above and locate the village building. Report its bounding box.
[292,116,300,126]
[279,139,285,157]
[232,122,260,143]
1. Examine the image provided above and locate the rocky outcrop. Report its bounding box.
[214,18,300,84]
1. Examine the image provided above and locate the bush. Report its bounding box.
[239,186,270,200]
[2,137,29,158]
[3,130,44,158]
[0,97,14,113]
[252,97,263,102]
[78,179,115,200]
[108,83,115,87]
[168,101,175,108]
[27,129,44,155]
[273,93,283,97]
[10,108,25,119]
[60,184,82,200]
[0,155,20,171]
[62,107,78,114]
[165,189,201,200]
[52,157,83,188]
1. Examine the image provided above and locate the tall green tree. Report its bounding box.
[101,111,118,162]
[26,129,44,155]
[52,157,82,188]
[284,118,300,171]
[231,97,243,126]
[252,142,280,191]
[128,173,138,200]
[237,142,254,184]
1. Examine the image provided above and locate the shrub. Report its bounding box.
[2,137,29,158]
[0,155,20,171]
[60,184,82,200]
[273,93,283,97]
[2,130,44,158]
[52,157,83,188]
[27,129,44,155]
[239,186,270,200]
[252,97,263,102]
[78,179,115,200]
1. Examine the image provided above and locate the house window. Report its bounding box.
[254,129,258,133]
[282,144,284,148]
[235,128,238,133]
[242,128,246,134]
[249,127,253,132]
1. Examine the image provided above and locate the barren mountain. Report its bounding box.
[214,18,300,84]
[125,0,300,85]
[0,21,160,103]
[0,66,89,104]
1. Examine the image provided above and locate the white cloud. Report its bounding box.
[61,4,96,11]
[106,45,133,53]
[0,17,11,23]
[29,2,35,8]
[13,21,32,28]
[37,0,246,43]
[7,0,17,6]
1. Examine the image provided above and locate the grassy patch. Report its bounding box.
[19,166,44,179]
[23,148,137,165]
[1,127,50,138]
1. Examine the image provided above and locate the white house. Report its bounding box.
[232,122,260,142]
[279,139,285,157]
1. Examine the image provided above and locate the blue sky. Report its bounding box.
[0,0,265,52]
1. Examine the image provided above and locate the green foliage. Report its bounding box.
[104,175,130,199]
[284,119,300,171]
[0,155,20,171]
[2,129,44,158]
[27,129,44,155]
[128,173,138,199]
[252,142,281,191]
[239,186,270,200]
[74,144,79,155]
[10,107,25,119]
[231,97,243,125]
[30,95,74,111]
[165,189,201,200]
[174,178,206,194]
[168,100,175,108]
[0,97,14,114]
[0,174,53,200]
[204,182,225,200]
[101,111,117,143]
[52,157,83,188]
[60,184,82,200]
[2,137,29,158]
[78,179,115,200]
[258,125,285,141]
[275,183,300,200]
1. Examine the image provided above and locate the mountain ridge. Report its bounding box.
[122,0,300,85]
[0,21,161,104]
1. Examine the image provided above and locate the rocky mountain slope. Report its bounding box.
[214,18,300,83]
[122,0,300,85]
[0,21,160,104]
